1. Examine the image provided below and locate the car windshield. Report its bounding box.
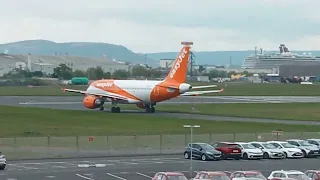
[280,143,296,148]
[261,143,277,149]
[241,144,257,149]
[200,143,215,150]
[168,176,188,180]
[287,174,310,180]
[298,141,313,146]
[245,174,267,180]
[209,175,230,180]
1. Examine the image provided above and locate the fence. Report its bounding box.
[1,132,319,160]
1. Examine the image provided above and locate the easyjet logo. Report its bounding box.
[170,48,188,79]
[96,82,113,87]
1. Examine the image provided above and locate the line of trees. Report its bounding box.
[51,63,163,80]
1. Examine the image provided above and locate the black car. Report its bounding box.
[183,142,222,161]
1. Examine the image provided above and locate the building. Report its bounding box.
[0,53,130,76]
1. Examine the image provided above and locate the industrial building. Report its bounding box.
[0,53,129,77]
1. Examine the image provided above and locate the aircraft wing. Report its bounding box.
[191,85,217,89]
[62,88,129,101]
[180,88,224,96]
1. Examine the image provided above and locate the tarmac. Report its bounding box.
[1,95,320,125]
[0,155,319,180]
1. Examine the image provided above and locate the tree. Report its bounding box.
[53,63,73,80]
[73,70,86,77]
[112,69,130,79]
[131,66,149,77]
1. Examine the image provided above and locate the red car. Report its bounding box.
[305,170,320,180]
[230,171,267,180]
[152,172,188,180]
[193,171,231,180]
[212,142,242,160]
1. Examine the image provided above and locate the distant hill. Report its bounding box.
[2,40,320,67]
[0,40,154,65]
[146,50,320,67]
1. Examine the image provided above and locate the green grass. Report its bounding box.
[2,82,320,96]
[0,105,319,137]
[108,103,320,121]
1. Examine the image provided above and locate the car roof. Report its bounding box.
[200,171,228,175]
[307,139,320,141]
[158,172,185,176]
[305,170,320,173]
[268,141,286,143]
[234,142,249,144]
[216,141,238,144]
[272,170,304,174]
[249,141,265,144]
[287,139,304,141]
[233,171,262,174]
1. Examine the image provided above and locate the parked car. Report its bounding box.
[234,142,263,160]
[230,171,267,180]
[305,170,320,180]
[267,141,303,158]
[306,139,320,149]
[0,152,6,170]
[267,170,310,180]
[249,141,285,159]
[212,142,242,160]
[286,139,320,157]
[152,172,188,180]
[192,171,231,180]
[184,142,222,161]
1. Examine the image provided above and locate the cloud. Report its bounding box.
[1,0,320,52]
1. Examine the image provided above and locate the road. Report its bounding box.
[1,155,319,180]
[1,96,320,125]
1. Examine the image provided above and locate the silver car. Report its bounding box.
[0,152,6,170]
[287,139,320,157]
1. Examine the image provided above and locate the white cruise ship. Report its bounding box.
[241,44,320,69]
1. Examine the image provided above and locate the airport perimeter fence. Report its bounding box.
[1,132,320,160]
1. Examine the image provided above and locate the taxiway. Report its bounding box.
[0,155,319,180]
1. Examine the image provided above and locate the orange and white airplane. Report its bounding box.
[62,43,224,113]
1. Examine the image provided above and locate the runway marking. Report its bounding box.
[106,173,127,180]
[76,174,94,180]
[136,172,153,179]
[19,101,82,105]
[45,176,56,178]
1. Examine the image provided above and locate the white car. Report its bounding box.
[0,152,6,170]
[234,142,263,160]
[249,141,285,159]
[306,139,320,149]
[286,139,320,157]
[267,170,310,180]
[267,141,303,158]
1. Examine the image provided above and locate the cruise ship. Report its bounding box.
[241,44,320,69]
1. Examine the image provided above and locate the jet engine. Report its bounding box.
[83,96,103,109]
[179,83,192,93]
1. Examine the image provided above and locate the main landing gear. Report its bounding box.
[145,104,155,113]
[111,100,121,113]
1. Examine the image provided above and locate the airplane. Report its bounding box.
[62,42,224,113]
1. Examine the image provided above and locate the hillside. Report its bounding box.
[146,50,320,66]
[0,40,154,65]
[2,40,320,67]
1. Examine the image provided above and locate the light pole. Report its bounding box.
[183,125,200,178]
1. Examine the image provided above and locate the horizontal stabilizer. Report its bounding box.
[192,85,217,89]
[181,88,224,96]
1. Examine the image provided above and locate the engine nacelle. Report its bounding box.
[136,103,146,109]
[179,83,192,93]
[83,96,103,109]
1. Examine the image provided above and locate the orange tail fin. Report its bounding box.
[164,44,191,83]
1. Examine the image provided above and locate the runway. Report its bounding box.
[1,155,319,180]
[2,95,320,125]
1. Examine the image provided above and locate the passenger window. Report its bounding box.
[280,173,286,178]
[273,173,281,177]
[199,174,206,179]
[156,174,162,180]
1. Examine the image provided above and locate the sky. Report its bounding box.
[1,0,320,53]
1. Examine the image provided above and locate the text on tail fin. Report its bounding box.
[166,46,190,83]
